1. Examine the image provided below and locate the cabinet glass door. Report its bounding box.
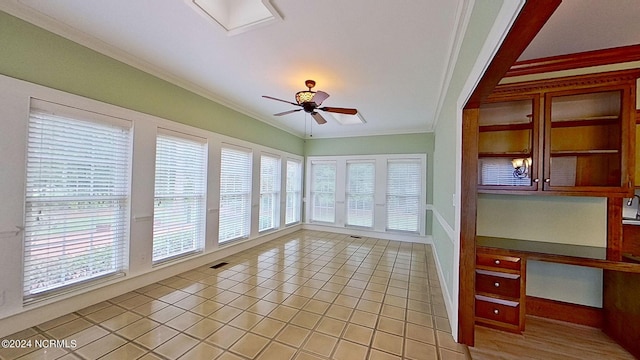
[546,90,622,189]
[478,97,538,190]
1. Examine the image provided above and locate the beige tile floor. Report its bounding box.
[0,230,469,360]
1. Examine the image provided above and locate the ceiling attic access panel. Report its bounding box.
[188,0,282,35]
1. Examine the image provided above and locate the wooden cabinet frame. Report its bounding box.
[480,69,639,197]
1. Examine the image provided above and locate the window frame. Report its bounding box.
[218,144,253,243]
[305,154,426,236]
[151,129,208,265]
[22,99,132,302]
[345,160,376,228]
[308,160,337,224]
[285,159,303,226]
[386,158,424,233]
[258,153,281,232]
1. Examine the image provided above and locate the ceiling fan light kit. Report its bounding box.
[263,80,359,125]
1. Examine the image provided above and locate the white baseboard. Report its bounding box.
[302,223,431,244]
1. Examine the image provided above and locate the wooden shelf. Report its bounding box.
[550,115,619,128]
[479,152,531,157]
[550,149,619,156]
[479,123,532,132]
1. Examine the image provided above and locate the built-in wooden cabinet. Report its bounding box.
[475,248,525,333]
[478,69,639,196]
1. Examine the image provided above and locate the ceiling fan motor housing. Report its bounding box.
[302,102,317,113]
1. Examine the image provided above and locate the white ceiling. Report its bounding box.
[1,0,466,138]
[520,0,640,61]
[2,1,639,139]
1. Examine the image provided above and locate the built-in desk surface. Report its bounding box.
[477,236,640,273]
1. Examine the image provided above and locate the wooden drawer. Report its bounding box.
[476,269,520,298]
[477,252,521,271]
[475,295,520,326]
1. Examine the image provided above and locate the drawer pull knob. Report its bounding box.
[494,282,500,287]
[494,260,501,265]
[493,309,499,315]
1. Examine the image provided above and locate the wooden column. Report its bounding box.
[458,108,479,345]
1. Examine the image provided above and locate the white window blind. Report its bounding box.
[219,146,252,243]
[152,131,207,263]
[285,160,302,225]
[478,158,531,186]
[23,104,130,300]
[259,154,280,232]
[387,159,421,232]
[346,161,375,228]
[310,161,336,223]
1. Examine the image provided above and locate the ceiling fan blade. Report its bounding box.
[313,91,330,105]
[262,95,299,106]
[320,107,358,115]
[273,109,302,116]
[311,112,328,125]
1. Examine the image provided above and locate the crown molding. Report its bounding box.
[506,44,640,78]
[489,68,640,97]
[431,0,474,131]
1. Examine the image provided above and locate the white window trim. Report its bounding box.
[308,160,338,224]
[305,154,427,236]
[218,144,253,243]
[346,160,376,229]
[23,99,132,302]
[151,128,208,265]
[258,152,281,233]
[284,158,303,226]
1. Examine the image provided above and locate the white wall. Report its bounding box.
[0,74,303,337]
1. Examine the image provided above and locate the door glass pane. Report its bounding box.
[549,91,621,187]
[478,99,534,187]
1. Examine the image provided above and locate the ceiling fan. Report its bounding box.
[262,80,358,124]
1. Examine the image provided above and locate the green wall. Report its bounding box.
[0,11,303,155]
[304,133,434,156]
[431,0,506,303]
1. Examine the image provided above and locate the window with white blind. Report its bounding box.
[152,131,207,263]
[387,159,422,232]
[23,100,131,300]
[346,161,375,228]
[285,160,302,225]
[219,146,252,243]
[478,158,531,186]
[310,161,337,223]
[259,154,280,232]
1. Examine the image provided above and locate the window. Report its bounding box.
[346,161,375,228]
[219,146,252,242]
[152,131,207,263]
[23,100,130,300]
[310,161,336,223]
[387,159,422,232]
[259,154,280,232]
[285,160,302,225]
[479,158,531,186]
